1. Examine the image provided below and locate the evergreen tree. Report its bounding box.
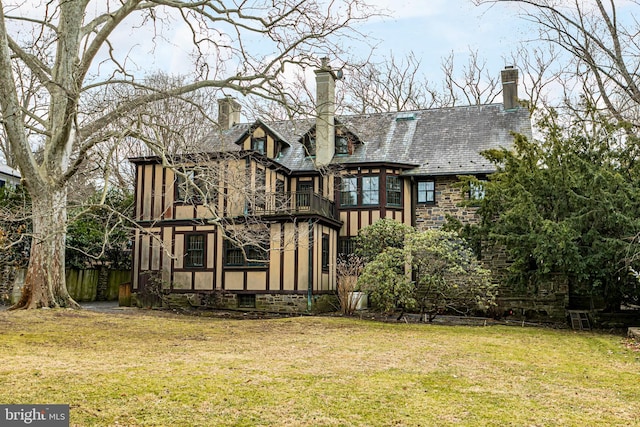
[472,113,640,310]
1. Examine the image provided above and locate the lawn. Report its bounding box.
[0,308,638,427]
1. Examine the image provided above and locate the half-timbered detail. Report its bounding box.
[131,61,531,312]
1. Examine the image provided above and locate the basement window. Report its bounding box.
[238,294,256,308]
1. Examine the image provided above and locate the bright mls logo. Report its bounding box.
[0,405,69,426]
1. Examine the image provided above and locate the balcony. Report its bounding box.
[250,191,338,221]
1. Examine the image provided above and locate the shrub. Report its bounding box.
[408,229,496,321]
[357,248,415,314]
[354,218,414,262]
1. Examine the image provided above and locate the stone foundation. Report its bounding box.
[158,292,337,313]
[492,274,570,322]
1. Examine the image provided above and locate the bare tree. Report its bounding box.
[339,53,443,114]
[440,49,502,107]
[247,47,510,121]
[88,72,221,191]
[504,44,564,114]
[0,0,374,309]
[474,0,640,130]
[342,48,507,113]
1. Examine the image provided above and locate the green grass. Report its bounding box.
[0,309,638,426]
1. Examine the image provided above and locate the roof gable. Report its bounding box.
[233,118,291,148]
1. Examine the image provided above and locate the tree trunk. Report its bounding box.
[10,187,79,309]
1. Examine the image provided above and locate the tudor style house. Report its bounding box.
[0,164,21,189]
[130,61,532,312]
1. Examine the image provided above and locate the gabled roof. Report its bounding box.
[232,118,291,148]
[200,103,532,176]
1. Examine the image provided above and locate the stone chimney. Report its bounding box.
[217,96,241,130]
[501,66,519,111]
[314,57,337,166]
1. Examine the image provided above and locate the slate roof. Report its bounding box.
[206,103,532,176]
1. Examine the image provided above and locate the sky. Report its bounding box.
[128,0,535,87]
[357,0,531,78]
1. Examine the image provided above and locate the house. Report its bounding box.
[0,164,21,189]
[130,62,532,312]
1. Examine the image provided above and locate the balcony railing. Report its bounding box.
[249,191,338,221]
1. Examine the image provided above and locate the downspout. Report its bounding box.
[308,219,314,311]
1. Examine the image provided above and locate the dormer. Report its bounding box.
[301,129,317,157]
[301,121,362,158]
[235,119,290,160]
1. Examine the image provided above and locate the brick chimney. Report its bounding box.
[501,66,519,111]
[217,96,241,130]
[314,58,336,166]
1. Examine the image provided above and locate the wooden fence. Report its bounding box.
[10,268,130,304]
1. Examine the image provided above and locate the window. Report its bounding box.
[340,177,357,206]
[176,168,217,204]
[224,241,268,267]
[386,176,402,206]
[185,234,205,268]
[176,169,197,202]
[238,294,256,308]
[254,167,266,211]
[275,179,286,211]
[336,136,348,154]
[417,180,435,204]
[338,237,355,257]
[296,181,312,208]
[0,179,5,188]
[470,181,486,200]
[303,135,316,157]
[362,176,379,205]
[224,242,245,266]
[251,137,266,154]
[322,234,330,271]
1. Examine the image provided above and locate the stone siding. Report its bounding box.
[413,177,572,322]
[415,177,480,230]
[160,291,335,313]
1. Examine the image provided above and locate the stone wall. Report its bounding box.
[480,243,570,321]
[496,284,570,322]
[415,177,480,230]
[160,291,336,313]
